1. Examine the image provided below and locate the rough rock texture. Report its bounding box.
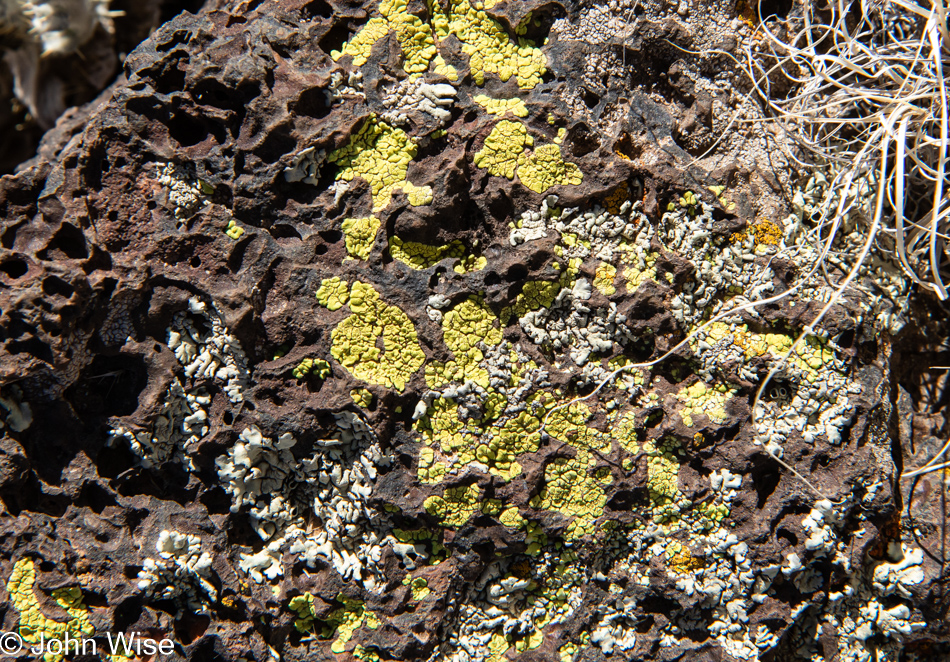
[0,1,947,661]
[0,0,208,174]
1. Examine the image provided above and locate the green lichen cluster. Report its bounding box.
[392,527,450,563]
[501,258,580,323]
[316,277,350,311]
[644,437,688,524]
[593,262,617,295]
[529,449,611,540]
[474,95,529,118]
[6,559,95,662]
[402,575,431,600]
[676,381,734,427]
[474,120,582,193]
[389,236,465,269]
[329,115,432,212]
[225,218,244,240]
[428,0,546,89]
[342,216,382,260]
[423,483,481,527]
[332,0,441,75]
[292,358,331,380]
[426,296,502,389]
[333,0,546,87]
[351,387,374,407]
[330,281,425,392]
[289,592,380,653]
[698,322,837,378]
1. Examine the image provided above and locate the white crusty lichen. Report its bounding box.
[110,379,208,470]
[432,549,584,662]
[167,297,249,403]
[381,78,457,127]
[217,413,392,590]
[519,279,634,366]
[157,163,208,220]
[0,386,32,432]
[137,530,217,614]
[284,146,326,186]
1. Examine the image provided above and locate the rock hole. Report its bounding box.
[756,0,793,20]
[8,337,54,363]
[776,527,798,547]
[484,271,501,286]
[506,264,528,281]
[271,224,302,240]
[753,466,781,508]
[0,258,28,279]
[292,87,331,119]
[227,236,251,273]
[200,486,233,515]
[320,21,354,55]
[1,225,17,249]
[303,0,334,19]
[319,229,343,243]
[167,111,212,147]
[175,614,211,646]
[82,245,113,274]
[41,276,74,298]
[315,244,329,255]
[41,223,88,260]
[567,123,599,157]
[191,256,201,268]
[67,354,149,418]
[78,482,118,514]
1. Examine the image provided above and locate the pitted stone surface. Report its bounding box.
[0,1,947,661]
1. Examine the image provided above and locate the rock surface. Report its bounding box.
[0,0,947,661]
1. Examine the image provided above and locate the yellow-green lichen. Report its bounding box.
[424,483,481,528]
[644,438,686,524]
[289,593,379,653]
[428,0,546,89]
[354,645,382,662]
[545,400,612,454]
[329,115,432,212]
[499,506,526,529]
[332,0,436,74]
[622,250,658,291]
[402,575,431,600]
[418,446,448,484]
[454,254,487,273]
[330,281,425,391]
[293,358,331,380]
[593,262,617,296]
[501,258,580,323]
[425,296,502,389]
[518,143,583,193]
[317,277,350,311]
[225,218,244,240]
[474,95,529,118]
[529,449,609,540]
[676,381,735,427]
[474,120,533,180]
[389,236,465,269]
[708,184,737,211]
[351,388,374,407]
[333,0,544,87]
[6,559,95,662]
[474,120,583,193]
[342,216,381,260]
